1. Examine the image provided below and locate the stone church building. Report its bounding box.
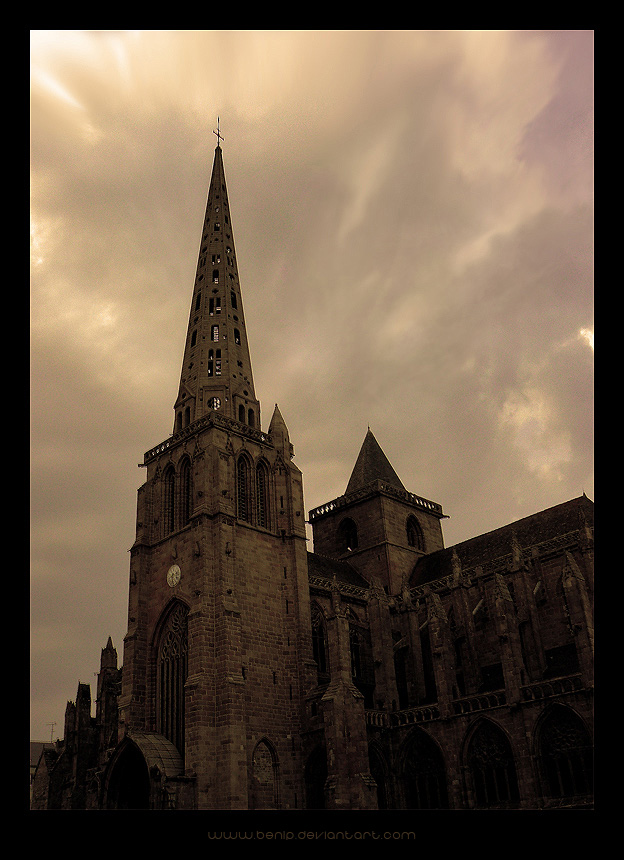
[31,141,594,812]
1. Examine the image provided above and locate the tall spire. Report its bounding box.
[173,135,260,433]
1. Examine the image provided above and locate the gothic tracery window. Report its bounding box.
[467,721,520,808]
[538,707,593,800]
[156,603,189,755]
[402,729,449,809]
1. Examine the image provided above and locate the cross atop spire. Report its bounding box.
[213,116,224,148]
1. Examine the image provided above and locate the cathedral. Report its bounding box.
[31,139,594,812]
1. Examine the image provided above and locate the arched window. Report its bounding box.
[538,706,593,801]
[311,604,329,682]
[256,461,270,529]
[406,515,425,551]
[349,615,374,707]
[163,465,176,535]
[454,636,468,697]
[179,457,192,526]
[394,647,409,709]
[237,456,251,522]
[350,627,361,680]
[248,408,255,428]
[250,740,280,810]
[466,720,519,808]
[337,517,358,552]
[156,602,188,755]
[419,623,437,704]
[401,728,449,809]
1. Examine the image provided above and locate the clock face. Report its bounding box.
[167,564,181,587]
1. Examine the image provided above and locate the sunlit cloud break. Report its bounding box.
[579,327,594,350]
[31,65,84,110]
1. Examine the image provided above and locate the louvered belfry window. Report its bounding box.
[256,462,269,529]
[237,457,250,521]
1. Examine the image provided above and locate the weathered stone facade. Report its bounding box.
[32,144,593,812]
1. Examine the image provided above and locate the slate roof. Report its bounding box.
[30,741,55,769]
[411,495,593,587]
[307,551,370,589]
[127,731,184,778]
[345,429,405,494]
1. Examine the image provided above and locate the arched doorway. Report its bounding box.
[305,745,327,809]
[105,739,150,809]
[102,732,185,810]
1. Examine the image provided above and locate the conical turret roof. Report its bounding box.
[345,429,405,495]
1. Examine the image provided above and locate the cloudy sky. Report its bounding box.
[30,30,593,741]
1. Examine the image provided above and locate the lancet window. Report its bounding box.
[406,515,425,551]
[256,461,270,529]
[311,604,329,683]
[161,460,192,537]
[237,456,251,522]
[337,517,358,553]
[163,465,176,535]
[179,457,192,527]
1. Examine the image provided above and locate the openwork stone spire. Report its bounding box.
[173,136,260,433]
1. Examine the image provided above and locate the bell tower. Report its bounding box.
[115,131,315,810]
[310,429,446,595]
